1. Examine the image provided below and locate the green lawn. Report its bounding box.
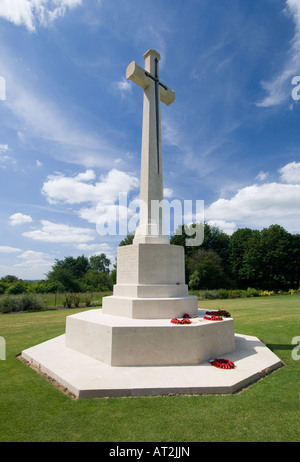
[0,295,299,442]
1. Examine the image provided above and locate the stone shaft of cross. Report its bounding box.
[126,50,175,244]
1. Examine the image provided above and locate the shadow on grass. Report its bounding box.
[267,344,294,352]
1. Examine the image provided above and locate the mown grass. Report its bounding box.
[0,296,299,442]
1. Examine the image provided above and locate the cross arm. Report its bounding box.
[126,61,175,106]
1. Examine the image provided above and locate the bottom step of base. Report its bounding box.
[21,333,283,399]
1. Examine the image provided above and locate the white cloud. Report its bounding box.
[0,144,9,152]
[207,220,237,236]
[162,117,182,148]
[23,220,96,243]
[75,243,112,251]
[0,0,82,32]
[256,0,300,107]
[16,250,52,265]
[206,181,300,233]
[9,212,33,226]
[163,188,173,198]
[207,182,300,218]
[42,168,139,205]
[14,250,54,279]
[279,161,300,184]
[255,171,268,181]
[0,144,16,168]
[0,246,21,253]
[205,161,300,233]
[115,77,132,95]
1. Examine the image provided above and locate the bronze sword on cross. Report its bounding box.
[126,50,175,175]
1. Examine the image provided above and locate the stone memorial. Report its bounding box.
[21,50,282,398]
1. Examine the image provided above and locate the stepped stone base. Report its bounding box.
[103,242,198,319]
[65,309,235,367]
[21,332,283,399]
[102,294,198,319]
[20,242,283,398]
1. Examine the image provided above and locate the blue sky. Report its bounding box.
[0,0,300,279]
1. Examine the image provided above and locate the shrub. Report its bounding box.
[5,280,29,295]
[0,295,23,313]
[245,287,260,297]
[21,294,44,311]
[217,289,230,299]
[73,294,80,307]
[85,295,92,307]
[202,290,218,300]
[0,294,43,313]
[228,290,243,299]
[260,290,275,296]
[62,293,81,308]
[63,294,73,308]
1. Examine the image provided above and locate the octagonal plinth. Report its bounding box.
[21,332,283,399]
[65,309,235,367]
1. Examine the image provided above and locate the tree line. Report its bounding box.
[170,223,300,291]
[0,223,299,295]
[0,254,115,295]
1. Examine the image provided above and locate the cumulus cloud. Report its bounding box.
[14,249,54,279]
[42,168,139,205]
[163,188,173,198]
[207,182,300,218]
[279,161,300,184]
[0,246,21,253]
[115,78,132,96]
[23,220,96,243]
[205,162,300,234]
[0,0,82,32]
[207,220,237,236]
[255,171,268,181]
[16,250,52,266]
[9,212,33,226]
[75,243,112,251]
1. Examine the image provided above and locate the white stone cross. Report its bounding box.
[126,50,175,244]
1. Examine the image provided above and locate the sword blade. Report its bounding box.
[155,58,160,175]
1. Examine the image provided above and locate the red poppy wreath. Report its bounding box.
[210,358,235,369]
[170,318,192,325]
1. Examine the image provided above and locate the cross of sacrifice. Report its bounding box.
[126,50,175,243]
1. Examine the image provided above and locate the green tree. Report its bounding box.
[229,225,299,290]
[258,225,297,290]
[229,228,260,288]
[119,232,135,246]
[47,266,81,292]
[29,279,65,293]
[82,269,112,292]
[46,256,90,292]
[5,279,29,294]
[89,254,110,274]
[187,249,232,290]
